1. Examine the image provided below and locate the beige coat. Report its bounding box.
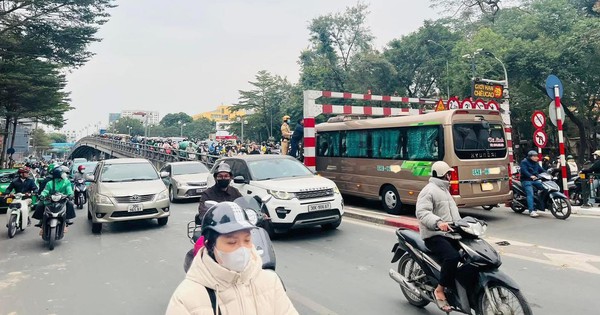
[166,247,298,315]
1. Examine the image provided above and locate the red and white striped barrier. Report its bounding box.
[302,90,438,171]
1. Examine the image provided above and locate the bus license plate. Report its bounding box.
[128,204,143,212]
[481,182,494,191]
[308,203,331,211]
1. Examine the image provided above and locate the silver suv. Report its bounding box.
[87,158,170,234]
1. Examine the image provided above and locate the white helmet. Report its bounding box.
[431,161,454,178]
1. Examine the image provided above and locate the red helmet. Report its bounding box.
[18,167,29,174]
[78,165,86,172]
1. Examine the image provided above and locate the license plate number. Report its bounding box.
[308,203,331,211]
[127,204,143,212]
[196,188,205,193]
[481,182,494,191]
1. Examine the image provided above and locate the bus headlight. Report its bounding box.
[267,189,295,200]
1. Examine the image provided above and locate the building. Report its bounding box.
[109,113,121,124]
[121,110,160,125]
[193,105,246,122]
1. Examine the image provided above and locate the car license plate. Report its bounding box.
[481,182,494,191]
[127,204,143,212]
[196,188,205,193]
[308,203,331,211]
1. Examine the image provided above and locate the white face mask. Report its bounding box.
[215,246,251,273]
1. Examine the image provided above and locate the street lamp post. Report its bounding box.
[236,116,248,143]
[427,40,450,98]
[126,125,132,136]
[180,123,187,137]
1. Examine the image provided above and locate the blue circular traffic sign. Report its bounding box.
[545,75,563,99]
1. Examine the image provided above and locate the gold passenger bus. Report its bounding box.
[315,109,512,214]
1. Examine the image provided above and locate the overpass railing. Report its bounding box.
[75,137,221,169]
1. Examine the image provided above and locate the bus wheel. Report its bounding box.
[381,185,403,215]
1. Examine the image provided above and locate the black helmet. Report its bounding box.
[51,166,68,179]
[213,162,232,178]
[201,202,256,237]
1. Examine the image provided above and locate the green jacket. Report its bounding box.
[40,178,74,202]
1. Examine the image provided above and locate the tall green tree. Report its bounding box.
[160,112,193,127]
[108,117,144,136]
[47,132,67,143]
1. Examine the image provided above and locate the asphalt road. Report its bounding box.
[1,197,599,315]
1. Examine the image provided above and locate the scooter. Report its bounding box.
[389,217,533,315]
[5,193,32,238]
[183,196,276,273]
[511,172,571,219]
[41,193,69,250]
[73,178,87,209]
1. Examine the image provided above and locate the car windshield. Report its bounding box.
[247,158,313,181]
[172,163,209,175]
[72,162,98,175]
[100,163,158,182]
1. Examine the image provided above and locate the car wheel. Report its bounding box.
[322,218,342,231]
[262,219,279,240]
[169,186,177,203]
[381,185,403,215]
[92,222,102,234]
[157,217,168,226]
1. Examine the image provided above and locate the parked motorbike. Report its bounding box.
[389,217,532,315]
[73,178,87,209]
[183,196,276,273]
[5,193,32,238]
[511,172,571,219]
[567,174,583,206]
[41,193,69,250]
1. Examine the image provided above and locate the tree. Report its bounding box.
[47,132,67,143]
[160,112,193,127]
[186,118,214,140]
[30,128,51,155]
[108,117,144,136]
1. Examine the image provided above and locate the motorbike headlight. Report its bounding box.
[97,194,113,205]
[51,194,62,202]
[245,209,259,225]
[267,189,295,200]
[461,223,486,237]
[155,189,169,201]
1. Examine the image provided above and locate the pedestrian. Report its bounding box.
[280,115,292,155]
[289,118,304,158]
[166,202,299,315]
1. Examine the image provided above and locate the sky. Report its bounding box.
[62,0,438,135]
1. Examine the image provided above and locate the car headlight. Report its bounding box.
[267,189,295,200]
[97,194,113,205]
[333,186,340,194]
[156,189,169,201]
[176,181,182,188]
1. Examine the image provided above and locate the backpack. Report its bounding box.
[205,287,221,315]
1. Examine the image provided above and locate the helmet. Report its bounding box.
[543,156,550,161]
[431,161,454,178]
[52,166,69,179]
[213,162,232,178]
[78,165,86,172]
[47,163,56,172]
[201,202,256,237]
[18,167,29,175]
[282,115,290,121]
[594,150,600,156]
[527,150,538,157]
[567,155,574,159]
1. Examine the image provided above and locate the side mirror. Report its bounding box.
[85,174,95,182]
[160,171,169,178]
[233,175,248,184]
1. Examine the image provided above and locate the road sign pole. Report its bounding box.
[554,85,569,197]
[538,147,543,167]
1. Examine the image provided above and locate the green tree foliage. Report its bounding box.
[31,129,51,153]
[186,118,214,140]
[47,132,67,143]
[108,117,144,136]
[160,112,193,127]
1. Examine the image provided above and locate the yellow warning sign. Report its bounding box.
[435,99,446,112]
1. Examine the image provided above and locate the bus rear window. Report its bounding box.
[453,123,506,159]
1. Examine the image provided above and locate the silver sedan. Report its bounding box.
[160,161,211,202]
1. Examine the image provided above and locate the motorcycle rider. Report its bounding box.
[197,162,242,223]
[520,150,545,218]
[38,163,56,192]
[32,166,76,228]
[581,150,600,206]
[3,167,39,210]
[72,165,88,204]
[416,161,462,313]
[167,202,298,315]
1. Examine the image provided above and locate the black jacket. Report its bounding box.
[582,160,600,174]
[520,158,545,181]
[292,123,304,140]
[197,185,243,218]
[5,177,38,194]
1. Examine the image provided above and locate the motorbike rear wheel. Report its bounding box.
[477,284,532,315]
[398,253,430,308]
[48,226,56,250]
[511,193,527,213]
[7,213,18,238]
[569,190,582,206]
[550,197,571,220]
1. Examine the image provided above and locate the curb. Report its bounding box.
[571,206,600,216]
[343,208,420,231]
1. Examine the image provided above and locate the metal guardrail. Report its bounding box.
[73,137,221,169]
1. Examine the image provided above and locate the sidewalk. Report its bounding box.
[343,203,600,231]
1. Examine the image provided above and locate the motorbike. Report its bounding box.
[389,217,532,315]
[511,172,571,219]
[5,193,32,238]
[73,178,87,209]
[41,192,69,250]
[183,196,276,273]
[567,174,584,206]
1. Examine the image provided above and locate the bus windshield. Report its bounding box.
[453,123,506,159]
